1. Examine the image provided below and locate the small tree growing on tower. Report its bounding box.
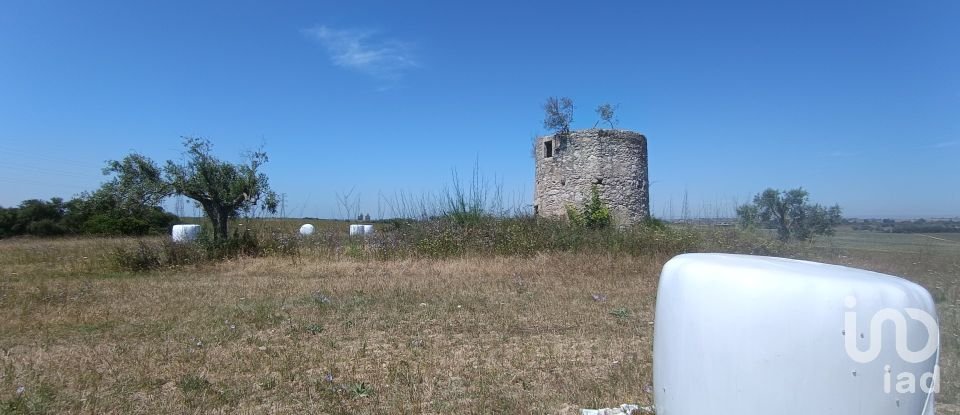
[542,96,574,134]
[594,103,619,129]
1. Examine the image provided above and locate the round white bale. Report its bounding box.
[362,224,374,234]
[172,224,201,242]
[653,253,939,415]
[299,224,315,236]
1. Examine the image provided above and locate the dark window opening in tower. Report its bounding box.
[544,140,553,158]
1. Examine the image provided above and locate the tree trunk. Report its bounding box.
[215,209,230,240]
[198,201,228,241]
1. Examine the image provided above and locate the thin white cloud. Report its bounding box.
[303,25,418,81]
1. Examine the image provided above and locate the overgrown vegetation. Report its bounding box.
[104,214,802,272]
[566,185,612,230]
[110,228,278,271]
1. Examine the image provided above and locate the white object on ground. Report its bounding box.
[299,224,315,236]
[653,253,939,415]
[580,404,653,415]
[349,224,374,236]
[171,224,201,242]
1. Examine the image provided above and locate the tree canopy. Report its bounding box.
[542,96,574,134]
[736,188,842,241]
[108,137,278,240]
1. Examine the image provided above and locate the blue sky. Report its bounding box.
[1,0,957,218]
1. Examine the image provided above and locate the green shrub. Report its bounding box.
[196,229,261,260]
[566,186,611,230]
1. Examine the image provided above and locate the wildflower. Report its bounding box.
[16,385,25,395]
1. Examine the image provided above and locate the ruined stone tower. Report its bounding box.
[534,129,649,225]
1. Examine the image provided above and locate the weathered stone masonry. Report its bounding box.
[534,129,650,225]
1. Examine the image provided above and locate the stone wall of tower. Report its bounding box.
[534,129,649,225]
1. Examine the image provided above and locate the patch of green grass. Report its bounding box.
[608,307,630,320]
[1,384,56,415]
[178,375,211,393]
[350,382,373,398]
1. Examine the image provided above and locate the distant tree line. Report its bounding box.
[1,137,278,240]
[0,194,177,238]
[850,219,959,233]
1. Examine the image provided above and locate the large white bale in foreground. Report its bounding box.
[654,253,939,415]
[171,224,201,242]
[299,224,315,236]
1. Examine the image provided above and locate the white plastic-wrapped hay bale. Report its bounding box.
[171,224,201,242]
[653,253,938,415]
[299,224,315,236]
[349,224,374,236]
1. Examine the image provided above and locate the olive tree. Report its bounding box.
[108,137,278,240]
[165,137,278,239]
[542,96,574,134]
[594,103,618,129]
[736,188,842,241]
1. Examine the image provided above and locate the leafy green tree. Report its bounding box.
[107,137,278,240]
[64,189,177,236]
[0,188,177,238]
[736,188,841,241]
[0,207,16,238]
[543,96,574,134]
[164,137,278,239]
[12,198,67,236]
[102,153,172,212]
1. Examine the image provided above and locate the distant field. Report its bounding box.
[816,229,960,256]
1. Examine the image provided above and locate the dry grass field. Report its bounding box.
[0,228,957,414]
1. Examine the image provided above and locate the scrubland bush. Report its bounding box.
[111,229,263,271]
